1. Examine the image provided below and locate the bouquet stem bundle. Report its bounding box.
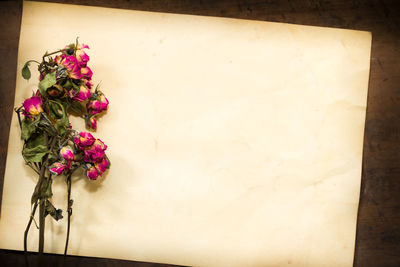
[16,38,110,264]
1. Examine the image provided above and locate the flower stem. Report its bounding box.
[64,174,72,256]
[23,200,38,267]
[42,49,68,62]
[38,132,49,265]
[38,198,45,265]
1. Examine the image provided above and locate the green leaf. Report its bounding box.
[22,62,31,81]
[49,101,63,119]
[22,144,48,163]
[32,177,54,205]
[61,78,72,89]
[69,101,83,114]
[41,178,53,199]
[45,201,63,221]
[47,100,69,135]
[38,72,57,96]
[38,113,58,136]
[71,80,80,95]
[57,115,69,135]
[26,133,44,148]
[21,117,38,141]
[57,104,69,135]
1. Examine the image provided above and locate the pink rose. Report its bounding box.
[87,99,101,115]
[86,165,100,180]
[88,116,97,130]
[75,43,90,66]
[73,85,91,102]
[49,162,70,176]
[83,146,105,163]
[23,96,43,118]
[83,79,93,89]
[95,157,109,173]
[99,95,109,111]
[87,93,109,115]
[83,139,107,163]
[60,146,75,161]
[80,66,93,81]
[55,54,82,79]
[74,132,95,149]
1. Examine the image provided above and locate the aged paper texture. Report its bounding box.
[0,1,371,266]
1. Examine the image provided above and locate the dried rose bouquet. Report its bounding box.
[16,38,110,261]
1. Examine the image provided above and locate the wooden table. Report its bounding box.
[0,1,399,266]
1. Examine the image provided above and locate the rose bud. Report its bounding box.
[83,79,93,89]
[95,157,109,173]
[88,116,97,130]
[81,66,93,81]
[84,114,97,130]
[99,94,109,111]
[83,139,107,163]
[73,84,91,102]
[93,139,107,150]
[83,146,105,163]
[87,99,102,115]
[86,165,100,180]
[47,84,64,97]
[23,96,43,118]
[55,54,82,79]
[75,43,90,66]
[74,131,95,148]
[49,162,68,176]
[68,62,82,79]
[60,146,75,161]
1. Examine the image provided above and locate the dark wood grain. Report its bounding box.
[1,0,399,266]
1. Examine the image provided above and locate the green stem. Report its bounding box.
[26,59,41,65]
[15,107,22,130]
[43,49,69,59]
[38,198,45,264]
[64,174,72,256]
[23,200,38,267]
[37,132,49,265]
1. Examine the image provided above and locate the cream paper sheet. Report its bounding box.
[0,1,371,266]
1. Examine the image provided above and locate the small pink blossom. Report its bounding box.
[83,79,93,89]
[74,132,95,148]
[83,146,105,163]
[92,139,107,150]
[88,116,97,130]
[60,146,74,161]
[73,85,91,102]
[49,162,68,176]
[23,96,43,117]
[55,54,82,79]
[99,95,109,111]
[75,43,90,66]
[95,157,109,173]
[87,93,109,115]
[86,165,99,180]
[80,66,93,81]
[83,139,107,163]
[87,99,102,115]
[47,84,63,97]
[76,44,89,50]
